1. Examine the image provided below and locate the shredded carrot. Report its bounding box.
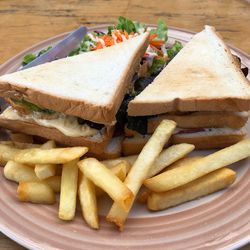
[105,36,115,46]
[149,34,158,40]
[98,35,115,47]
[123,30,129,39]
[95,41,103,50]
[150,39,165,48]
[114,30,123,42]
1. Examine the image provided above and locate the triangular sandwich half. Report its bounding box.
[0,32,149,154]
[125,26,250,153]
[128,26,250,115]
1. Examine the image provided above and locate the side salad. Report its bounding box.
[22,16,183,77]
[21,17,183,133]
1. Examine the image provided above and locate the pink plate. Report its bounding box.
[0,26,250,250]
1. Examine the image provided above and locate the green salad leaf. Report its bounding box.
[134,21,146,34]
[13,99,56,114]
[22,46,52,66]
[116,16,136,34]
[69,34,96,56]
[107,26,115,35]
[22,54,37,66]
[150,19,168,41]
[37,46,52,56]
[149,57,166,75]
[167,41,183,59]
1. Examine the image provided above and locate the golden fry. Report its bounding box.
[59,159,79,220]
[4,161,38,182]
[111,161,130,180]
[79,175,99,229]
[17,182,55,204]
[35,140,57,179]
[144,139,250,192]
[95,161,127,196]
[101,143,194,178]
[167,156,202,170]
[148,143,195,177]
[106,119,176,231]
[40,140,56,149]
[147,168,236,210]
[15,147,88,165]
[0,144,20,165]
[101,155,137,169]
[138,157,202,203]
[78,158,134,212]
[44,176,61,193]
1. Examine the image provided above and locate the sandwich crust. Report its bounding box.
[122,128,246,156]
[0,33,150,125]
[0,117,114,154]
[147,111,248,132]
[128,26,250,116]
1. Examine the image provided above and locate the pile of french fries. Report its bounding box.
[1,120,250,231]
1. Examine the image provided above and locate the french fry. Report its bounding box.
[59,159,79,220]
[0,144,21,165]
[144,139,250,192]
[15,147,88,165]
[101,155,137,169]
[78,158,134,212]
[138,157,202,203]
[4,160,61,192]
[10,133,33,144]
[4,161,38,182]
[79,175,99,229]
[35,140,57,179]
[106,119,176,231]
[147,168,236,210]
[101,143,194,177]
[167,156,202,170]
[110,161,129,180]
[40,140,56,149]
[17,182,56,204]
[44,176,61,193]
[148,143,195,177]
[95,161,128,196]
[35,164,56,180]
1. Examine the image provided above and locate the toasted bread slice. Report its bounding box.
[147,111,248,131]
[128,26,250,116]
[172,127,246,149]
[0,33,149,125]
[125,111,248,136]
[122,127,246,155]
[0,115,114,154]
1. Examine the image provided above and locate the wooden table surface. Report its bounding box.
[0,0,250,249]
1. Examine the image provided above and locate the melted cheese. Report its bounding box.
[1,107,99,137]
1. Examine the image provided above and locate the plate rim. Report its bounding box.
[1,24,249,72]
[0,24,249,250]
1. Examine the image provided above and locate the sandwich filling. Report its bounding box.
[124,110,249,136]
[1,106,100,137]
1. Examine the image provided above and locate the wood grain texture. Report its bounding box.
[0,0,249,249]
[0,234,24,249]
[0,0,250,65]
